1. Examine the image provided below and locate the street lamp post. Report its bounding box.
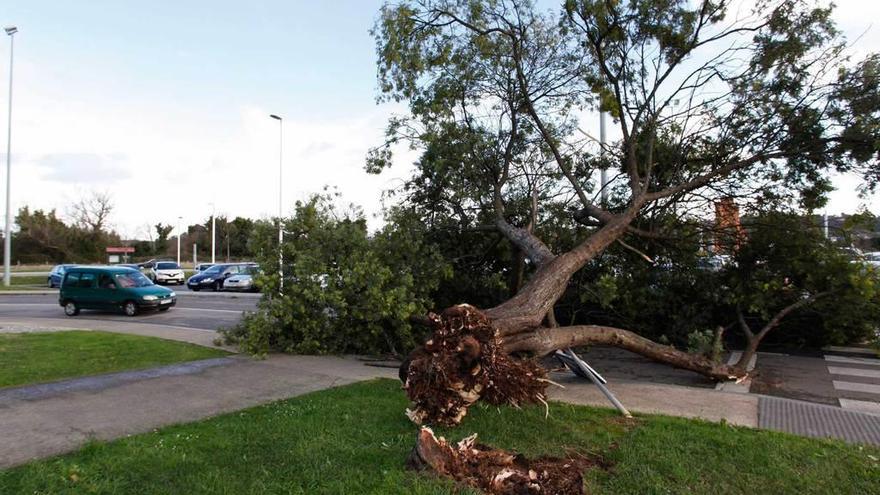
[176,216,182,265]
[210,203,216,264]
[3,26,17,287]
[269,114,283,292]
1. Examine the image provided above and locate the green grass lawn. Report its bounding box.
[0,331,230,389]
[0,275,49,290]
[1,379,877,494]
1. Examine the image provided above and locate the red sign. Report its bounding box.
[106,247,135,254]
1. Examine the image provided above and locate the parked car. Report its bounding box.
[153,261,185,285]
[223,265,262,292]
[862,251,880,269]
[186,263,256,291]
[59,266,176,317]
[194,263,215,272]
[47,264,77,288]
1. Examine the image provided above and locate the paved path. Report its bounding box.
[0,354,397,468]
[547,371,759,426]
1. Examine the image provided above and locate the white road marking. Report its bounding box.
[839,398,880,415]
[827,366,880,379]
[825,355,880,366]
[823,346,879,356]
[833,381,880,395]
[168,307,242,314]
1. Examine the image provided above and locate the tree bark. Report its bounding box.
[503,324,746,381]
[487,213,636,336]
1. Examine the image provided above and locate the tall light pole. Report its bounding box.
[210,202,216,264]
[599,109,607,206]
[3,26,17,287]
[269,114,283,291]
[176,216,182,265]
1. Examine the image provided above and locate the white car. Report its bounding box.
[863,252,880,269]
[153,261,185,285]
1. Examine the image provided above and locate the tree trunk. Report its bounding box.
[503,325,745,382]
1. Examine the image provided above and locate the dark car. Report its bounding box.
[186,263,256,291]
[194,263,215,272]
[47,264,77,288]
[59,266,176,317]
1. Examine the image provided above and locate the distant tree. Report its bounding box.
[69,191,114,234]
[154,223,173,254]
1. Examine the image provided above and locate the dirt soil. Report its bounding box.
[402,305,549,426]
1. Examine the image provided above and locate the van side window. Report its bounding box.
[79,273,97,289]
[64,273,80,287]
[99,274,115,289]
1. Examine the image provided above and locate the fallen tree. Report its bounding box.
[371,0,880,424]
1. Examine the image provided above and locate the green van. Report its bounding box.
[59,266,177,317]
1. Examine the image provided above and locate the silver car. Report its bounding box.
[223,265,260,292]
[153,261,185,285]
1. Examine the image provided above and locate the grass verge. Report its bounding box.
[1,379,877,494]
[0,330,230,388]
[0,275,50,290]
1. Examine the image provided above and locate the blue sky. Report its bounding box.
[1,1,878,241]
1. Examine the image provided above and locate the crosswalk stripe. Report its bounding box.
[823,346,879,356]
[827,366,880,379]
[833,381,880,395]
[825,355,880,366]
[839,398,880,415]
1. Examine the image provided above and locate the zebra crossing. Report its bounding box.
[824,346,880,415]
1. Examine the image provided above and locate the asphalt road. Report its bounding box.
[0,293,257,330]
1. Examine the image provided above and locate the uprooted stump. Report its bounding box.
[402,304,549,426]
[408,427,596,495]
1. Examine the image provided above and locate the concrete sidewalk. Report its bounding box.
[0,354,397,468]
[548,371,759,426]
[548,371,880,445]
[0,317,231,350]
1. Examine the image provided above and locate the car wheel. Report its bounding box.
[213,281,222,292]
[123,301,138,317]
[191,287,200,292]
[63,301,79,316]
[47,278,54,288]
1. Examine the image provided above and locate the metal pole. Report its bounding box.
[559,349,631,417]
[599,109,607,207]
[278,118,283,292]
[193,243,197,266]
[270,114,283,292]
[176,216,181,265]
[211,204,216,264]
[3,29,16,287]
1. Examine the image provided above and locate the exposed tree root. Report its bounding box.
[402,304,548,426]
[408,427,599,495]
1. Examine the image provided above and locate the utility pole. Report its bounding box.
[270,114,284,292]
[210,203,216,264]
[176,216,182,265]
[3,26,17,287]
[599,109,608,206]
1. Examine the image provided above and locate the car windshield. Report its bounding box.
[204,265,225,274]
[156,262,180,270]
[115,271,153,288]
